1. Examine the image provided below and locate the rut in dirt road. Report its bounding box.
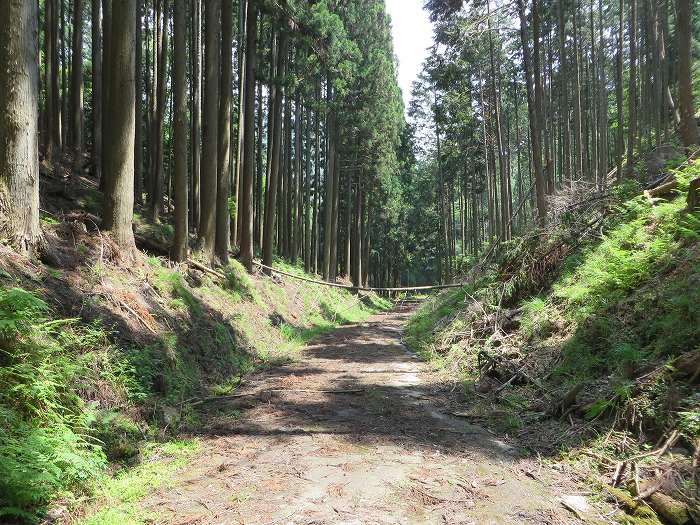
[144,306,585,524]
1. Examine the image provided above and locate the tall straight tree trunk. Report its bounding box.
[199,0,220,259]
[145,0,157,203]
[351,169,362,287]
[487,4,510,240]
[255,79,264,250]
[134,0,143,203]
[91,0,102,178]
[0,0,42,256]
[572,7,584,180]
[597,0,608,187]
[328,120,340,281]
[70,0,84,153]
[100,0,111,189]
[343,161,351,277]
[232,0,246,248]
[322,82,336,280]
[517,0,547,224]
[45,0,53,155]
[616,0,624,180]
[558,0,570,185]
[216,0,233,262]
[312,79,321,275]
[48,0,62,158]
[191,0,201,230]
[61,0,68,147]
[262,27,287,274]
[304,105,312,273]
[294,97,304,263]
[150,0,168,221]
[677,0,700,147]
[173,0,188,261]
[103,0,136,252]
[661,0,679,128]
[239,0,257,272]
[626,0,638,176]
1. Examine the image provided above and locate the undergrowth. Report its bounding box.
[406,159,700,521]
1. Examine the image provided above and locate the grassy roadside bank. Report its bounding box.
[405,161,700,524]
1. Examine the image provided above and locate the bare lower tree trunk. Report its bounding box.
[199,0,220,259]
[60,0,68,147]
[70,0,84,153]
[626,0,638,176]
[191,0,201,231]
[102,0,136,253]
[312,79,320,274]
[91,0,102,179]
[616,0,624,181]
[558,0,570,185]
[216,0,233,263]
[677,0,700,147]
[100,0,111,190]
[150,0,168,221]
[239,0,257,272]
[173,0,188,262]
[322,86,335,280]
[517,0,547,224]
[262,27,287,274]
[0,0,42,256]
[351,169,362,287]
[46,0,60,159]
[232,0,246,249]
[134,0,143,203]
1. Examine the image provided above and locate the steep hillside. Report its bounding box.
[406,161,700,524]
[0,221,390,522]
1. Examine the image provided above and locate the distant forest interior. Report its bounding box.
[2,0,700,523]
[1,0,700,284]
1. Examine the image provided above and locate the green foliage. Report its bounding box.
[406,159,700,444]
[223,259,259,303]
[227,196,237,221]
[75,439,199,525]
[519,297,552,340]
[0,288,106,520]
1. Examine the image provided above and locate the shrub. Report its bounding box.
[0,288,106,521]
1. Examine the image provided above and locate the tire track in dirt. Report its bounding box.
[143,305,588,524]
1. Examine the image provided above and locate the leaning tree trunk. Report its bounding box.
[239,0,257,272]
[0,0,42,256]
[102,0,136,252]
[172,0,188,261]
[677,0,700,147]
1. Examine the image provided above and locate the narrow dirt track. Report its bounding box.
[144,306,586,524]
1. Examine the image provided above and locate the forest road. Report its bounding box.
[143,305,588,524]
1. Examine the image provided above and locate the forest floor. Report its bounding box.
[132,305,601,525]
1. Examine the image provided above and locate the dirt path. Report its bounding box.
[143,306,589,524]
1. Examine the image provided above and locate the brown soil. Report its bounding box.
[141,306,597,524]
